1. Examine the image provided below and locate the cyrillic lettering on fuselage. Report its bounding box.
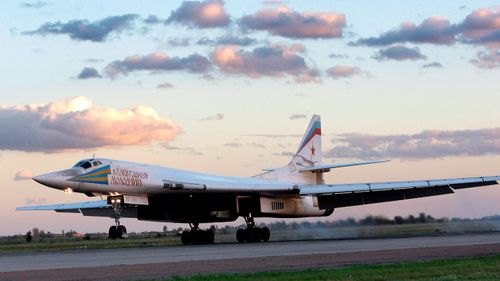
[110,167,148,187]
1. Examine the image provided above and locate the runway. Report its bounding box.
[1,233,499,281]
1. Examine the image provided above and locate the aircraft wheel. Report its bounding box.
[181,231,190,245]
[206,230,215,244]
[118,225,127,239]
[260,227,270,242]
[108,226,118,239]
[236,228,246,243]
[248,228,261,243]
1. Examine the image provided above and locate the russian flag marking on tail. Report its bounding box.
[298,121,321,153]
[296,115,322,164]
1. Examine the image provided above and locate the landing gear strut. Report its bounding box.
[181,223,215,245]
[108,197,127,239]
[236,215,270,243]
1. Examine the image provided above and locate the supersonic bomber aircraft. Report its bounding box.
[18,115,500,244]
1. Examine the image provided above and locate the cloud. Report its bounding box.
[248,142,266,149]
[167,37,192,47]
[329,53,349,59]
[14,170,34,181]
[197,35,257,46]
[262,0,288,5]
[470,50,500,69]
[167,0,230,28]
[239,6,345,39]
[24,14,139,42]
[157,82,174,89]
[289,113,306,120]
[245,133,302,138]
[459,8,500,45]
[355,16,456,46]
[162,144,203,155]
[76,67,101,79]
[24,197,48,205]
[293,68,322,83]
[85,58,104,63]
[224,141,265,148]
[0,96,180,152]
[422,62,443,68]
[103,52,211,78]
[273,151,295,157]
[325,128,500,160]
[199,113,224,121]
[326,65,362,79]
[353,8,500,69]
[224,142,241,147]
[211,44,317,81]
[20,1,47,9]
[355,8,500,47]
[373,45,426,61]
[143,15,163,25]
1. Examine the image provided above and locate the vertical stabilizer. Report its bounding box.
[253,115,323,184]
[295,114,322,165]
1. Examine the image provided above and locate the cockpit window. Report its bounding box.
[73,161,91,169]
[92,161,99,167]
[80,161,92,169]
[72,160,86,168]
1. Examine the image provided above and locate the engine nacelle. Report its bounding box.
[259,196,333,218]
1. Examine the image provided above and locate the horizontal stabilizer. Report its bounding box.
[298,160,389,173]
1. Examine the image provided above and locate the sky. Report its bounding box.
[1,0,499,235]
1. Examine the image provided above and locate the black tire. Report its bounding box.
[118,225,127,239]
[248,228,261,243]
[236,228,246,243]
[260,227,270,242]
[181,231,190,245]
[206,230,215,244]
[108,226,118,239]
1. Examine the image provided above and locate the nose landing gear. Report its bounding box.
[108,197,127,239]
[236,215,270,243]
[181,223,215,245]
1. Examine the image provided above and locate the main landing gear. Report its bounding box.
[108,197,127,239]
[181,223,215,245]
[236,215,270,243]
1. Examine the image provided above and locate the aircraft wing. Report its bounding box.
[299,176,500,209]
[16,200,109,213]
[16,200,140,218]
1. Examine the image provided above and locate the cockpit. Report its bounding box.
[73,159,104,170]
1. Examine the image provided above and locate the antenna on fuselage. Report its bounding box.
[92,153,95,159]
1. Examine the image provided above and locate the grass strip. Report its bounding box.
[159,254,500,281]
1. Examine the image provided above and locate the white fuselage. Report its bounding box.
[33,158,330,219]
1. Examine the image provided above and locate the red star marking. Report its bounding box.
[310,144,316,157]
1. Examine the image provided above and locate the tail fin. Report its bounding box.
[253,115,323,184]
[295,114,322,165]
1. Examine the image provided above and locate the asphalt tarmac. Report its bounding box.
[1,233,499,281]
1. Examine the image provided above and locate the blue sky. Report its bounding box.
[0,1,499,235]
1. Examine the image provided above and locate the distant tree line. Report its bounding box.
[257,213,500,231]
[3,213,499,242]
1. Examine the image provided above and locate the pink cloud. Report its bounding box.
[103,51,211,78]
[157,82,174,89]
[239,6,345,39]
[0,96,180,152]
[167,0,230,28]
[326,65,362,79]
[14,170,34,181]
[211,44,318,81]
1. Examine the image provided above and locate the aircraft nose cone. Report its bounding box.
[32,174,50,186]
